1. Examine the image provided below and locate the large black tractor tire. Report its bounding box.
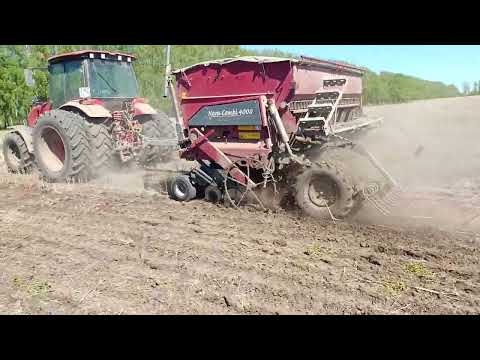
[32,110,92,183]
[295,161,356,219]
[2,132,33,174]
[87,121,116,176]
[139,112,177,166]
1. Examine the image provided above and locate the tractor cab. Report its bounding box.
[47,50,139,108]
[26,50,147,128]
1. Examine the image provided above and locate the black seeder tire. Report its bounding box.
[295,161,355,219]
[32,110,92,183]
[2,132,33,174]
[88,121,115,176]
[168,175,197,202]
[140,111,177,165]
[204,184,223,204]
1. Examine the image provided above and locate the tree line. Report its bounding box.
[0,45,461,129]
[461,81,480,95]
[363,71,460,104]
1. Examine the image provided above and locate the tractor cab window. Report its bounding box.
[64,61,83,103]
[48,59,84,108]
[48,63,65,108]
[88,59,138,98]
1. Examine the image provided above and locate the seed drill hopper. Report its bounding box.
[161,50,400,219]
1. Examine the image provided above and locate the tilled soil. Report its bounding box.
[0,96,480,314]
[0,175,479,314]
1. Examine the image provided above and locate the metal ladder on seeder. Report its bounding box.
[300,78,347,135]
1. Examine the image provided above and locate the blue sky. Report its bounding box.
[242,45,480,91]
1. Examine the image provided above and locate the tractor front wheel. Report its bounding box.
[33,110,92,182]
[2,132,33,174]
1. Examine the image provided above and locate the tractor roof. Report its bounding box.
[48,50,136,64]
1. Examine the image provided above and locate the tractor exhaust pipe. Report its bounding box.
[164,45,171,99]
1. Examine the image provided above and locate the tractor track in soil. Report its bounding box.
[0,96,479,314]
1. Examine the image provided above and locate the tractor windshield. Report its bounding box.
[88,59,138,98]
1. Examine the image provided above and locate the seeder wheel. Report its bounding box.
[204,184,223,204]
[295,161,356,219]
[168,175,197,202]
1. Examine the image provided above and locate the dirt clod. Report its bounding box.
[273,239,287,247]
[363,255,382,266]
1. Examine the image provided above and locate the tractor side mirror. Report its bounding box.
[32,96,46,106]
[24,69,35,87]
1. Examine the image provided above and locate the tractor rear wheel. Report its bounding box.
[33,110,92,182]
[295,161,355,219]
[88,121,115,176]
[2,132,33,174]
[139,112,177,166]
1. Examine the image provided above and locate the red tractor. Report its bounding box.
[2,50,177,182]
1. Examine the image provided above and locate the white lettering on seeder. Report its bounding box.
[208,108,254,118]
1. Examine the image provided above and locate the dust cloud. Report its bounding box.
[350,96,480,233]
[90,157,191,194]
[361,96,480,188]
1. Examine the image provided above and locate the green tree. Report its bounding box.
[0,54,33,128]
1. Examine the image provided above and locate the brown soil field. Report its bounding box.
[0,96,479,314]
